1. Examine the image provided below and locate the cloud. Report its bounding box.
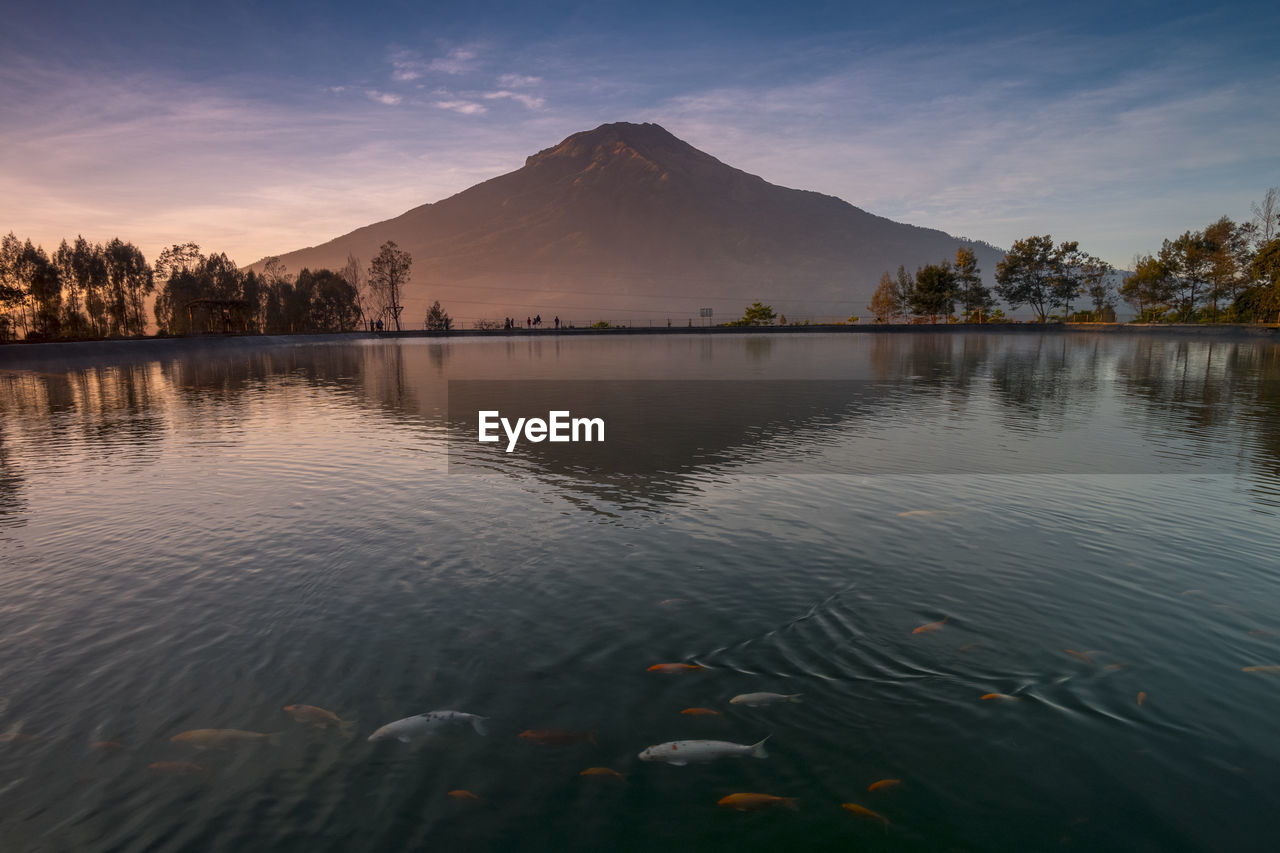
[389,49,429,82]
[497,73,541,88]
[365,90,402,105]
[429,47,479,75]
[434,99,487,115]
[482,90,545,110]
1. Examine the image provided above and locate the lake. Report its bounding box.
[2,331,1279,852]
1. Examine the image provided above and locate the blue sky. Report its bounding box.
[2,1,1277,269]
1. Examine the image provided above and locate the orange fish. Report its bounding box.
[518,729,597,746]
[842,802,889,831]
[147,761,209,777]
[912,617,948,635]
[718,793,797,811]
[867,778,901,792]
[1064,649,1094,665]
[1248,630,1276,638]
[579,767,626,780]
[1242,665,1280,673]
[447,789,482,801]
[981,693,1021,702]
[647,663,702,673]
[1137,691,1148,707]
[91,740,124,751]
[680,707,722,716]
[0,732,47,745]
[1103,663,1127,671]
[283,704,355,736]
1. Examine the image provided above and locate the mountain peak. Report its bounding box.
[524,121,715,173]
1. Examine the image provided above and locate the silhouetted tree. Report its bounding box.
[368,241,411,331]
[424,299,453,330]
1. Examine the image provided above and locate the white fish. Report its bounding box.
[368,711,489,743]
[729,692,802,707]
[638,737,768,766]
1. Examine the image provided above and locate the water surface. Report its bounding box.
[2,332,1279,852]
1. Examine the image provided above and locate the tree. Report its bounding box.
[995,235,1094,322]
[912,262,955,323]
[1246,238,1280,324]
[368,241,411,331]
[424,300,453,330]
[103,238,152,335]
[1121,255,1173,322]
[868,272,900,323]
[895,265,915,320]
[953,247,993,322]
[18,240,62,339]
[303,268,361,331]
[732,301,776,326]
[1251,187,1279,248]
[0,233,30,339]
[340,252,368,326]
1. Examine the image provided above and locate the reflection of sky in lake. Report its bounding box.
[1,331,1279,852]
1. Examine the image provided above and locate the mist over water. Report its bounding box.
[2,332,1279,852]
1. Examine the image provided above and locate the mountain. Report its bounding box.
[253,122,1003,327]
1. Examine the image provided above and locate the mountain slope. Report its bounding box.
[255,122,1003,327]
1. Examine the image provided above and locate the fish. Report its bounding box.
[1248,630,1277,638]
[1137,691,1148,707]
[447,789,482,801]
[368,711,489,742]
[1064,649,1094,665]
[148,761,209,777]
[170,729,279,750]
[912,617,948,635]
[718,793,797,811]
[1103,663,1127,671]
[1242,665,1280,674]
[680,707,723,716]
[91,740,124,751]
[729,692,801,707]
[841,802,890,831]
[646,663,702,673]
[0,732,48,745]
[658,598,687,607]
[980,693,1021,702]
[579,767,626,780]
[867,778,901,792]
[637,737,768,766]
[283,704,355,736]
[518,729,596,746]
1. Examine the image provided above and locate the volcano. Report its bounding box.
[254,122,1002,328]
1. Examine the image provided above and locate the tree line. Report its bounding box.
[1,234,452,341]
[867,187,1280,325]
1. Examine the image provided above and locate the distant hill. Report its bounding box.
[252,122,1004,327]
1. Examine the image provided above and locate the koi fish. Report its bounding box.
[1103,663,1127,671]
[368,711,489,743]
[718,793,797,811]
[680,707,723,716]
[148,761,209,777]
[658,598,687,607]
[1242,665,1280,673]
[912,617,948,635]
[447,790,482,801]
[1064,649,1094,665]
[518,729,596,746]
[1137,691,1148,707]
[980,693,1021,701]
[842,802,889,831]
[1248,630,1276,638]
[579,767,626,780]
[91,741,124,751]
[646,663,702,673]
[729,692,801,707]
[637,737,768,766]
[171,729,279,750]
[867,779,901,792]
[284,705,355,736]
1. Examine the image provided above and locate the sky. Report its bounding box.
[2,0,1277,270]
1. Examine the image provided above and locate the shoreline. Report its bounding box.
[2,322,1276,369]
